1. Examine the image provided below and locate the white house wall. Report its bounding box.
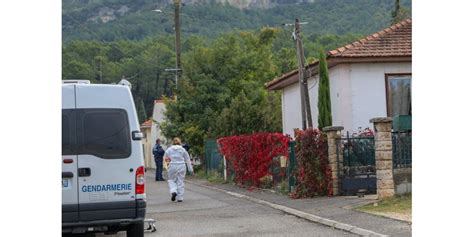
[281,75,319,137]
[349,62,411,131]
[308,76,319,132]
[280,62,411,136]
[149,101,168,169]
[282,82,302,136]
[141,127,153,169]
[329,64,352,132]
[281,64,352,137]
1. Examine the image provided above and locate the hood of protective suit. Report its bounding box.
[169,145,184,150]
[165,145,190,164]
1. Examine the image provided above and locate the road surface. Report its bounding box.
[94,173,356,237]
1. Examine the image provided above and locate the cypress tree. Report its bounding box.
[391,0,401,24]
[391,0,409,24]
[317,49,332,129]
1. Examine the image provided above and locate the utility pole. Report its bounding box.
[174,0,181,88]
[165,68,181,89]
[294,18,313,129]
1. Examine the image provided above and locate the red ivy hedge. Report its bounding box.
[218,133,290,187]
[291,128,332,198]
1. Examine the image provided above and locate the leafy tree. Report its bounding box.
[317,49,332,129]
[62,36,177,115]
[160,29,282,157]
[213,90,281,137]
[62,60,95,80]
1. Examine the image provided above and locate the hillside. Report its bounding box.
[62,0,412,125]
[62,0,411,42]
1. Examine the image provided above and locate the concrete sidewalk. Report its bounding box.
[186,177,412,237]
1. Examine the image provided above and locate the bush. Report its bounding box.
[218,132,290,188]
[290,128,332,198]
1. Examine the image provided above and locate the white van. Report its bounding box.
[62,80,146,236]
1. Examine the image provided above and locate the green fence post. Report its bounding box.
[205,139,210,176]
[287,140,296,192]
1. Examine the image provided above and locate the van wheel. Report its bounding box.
[126,221,144,237]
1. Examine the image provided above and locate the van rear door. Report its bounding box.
[75,85,138,221]
[62,85,79,223]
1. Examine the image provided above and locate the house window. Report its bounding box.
[386,74,411,117]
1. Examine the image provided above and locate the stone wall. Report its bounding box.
[323,126,344,196]
[393,168,412,195]
[370,117,395,199]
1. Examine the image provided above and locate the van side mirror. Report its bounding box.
[132,131,144,141]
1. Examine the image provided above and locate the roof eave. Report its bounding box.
[266,56,412,91]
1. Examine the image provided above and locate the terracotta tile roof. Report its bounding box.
[141,119,152,128]
[265,19,412,90]
[328,18,411,58]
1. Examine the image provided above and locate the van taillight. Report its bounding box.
[135,166,145,195]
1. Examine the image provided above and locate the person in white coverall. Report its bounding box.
[164,137,194,202]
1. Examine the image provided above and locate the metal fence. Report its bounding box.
[205,139,295,191]
[204,139,224,177]
[392,131,412,168]
[287,140,297,192]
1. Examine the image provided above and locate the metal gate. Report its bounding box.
[336,133,376,195]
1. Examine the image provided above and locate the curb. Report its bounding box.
[185,180,388,237]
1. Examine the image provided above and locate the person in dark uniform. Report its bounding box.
[182,143,190,152]
[152,139,165,181]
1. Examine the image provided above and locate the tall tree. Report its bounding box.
[160,29,282,157]
[213,90,281,137]
[391,0,410,24]
[317,49,332,129]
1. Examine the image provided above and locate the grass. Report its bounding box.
[356,194,412,222]
[207,172,226,184]
[195,168,207,179]
[358,194,411,213]
[275,180,289,195]
[195,168,226,184]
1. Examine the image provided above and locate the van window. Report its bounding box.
[78,109,131,159]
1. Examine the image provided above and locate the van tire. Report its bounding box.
[126,221,144,237]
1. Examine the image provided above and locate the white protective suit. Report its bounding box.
[165,145,193,201]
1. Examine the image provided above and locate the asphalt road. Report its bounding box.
[91,173,357,237]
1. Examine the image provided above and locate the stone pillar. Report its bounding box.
[323,126,344,196]
[370,117,395,199]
